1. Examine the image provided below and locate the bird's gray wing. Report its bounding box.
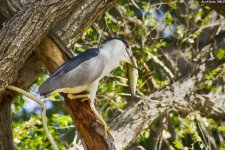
[44,48,100,82]
[60,55,106,87]
[39,54,105,95]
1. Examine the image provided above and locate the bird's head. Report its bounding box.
[100,38,137,68]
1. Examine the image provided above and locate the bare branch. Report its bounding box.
[111,75,225,149]
[6,86,59,150]
[111,31,225,148]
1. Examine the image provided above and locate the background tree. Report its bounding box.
[0,0,225,150]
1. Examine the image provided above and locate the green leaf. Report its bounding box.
[218,125,225,132]
[173,140,183,149]
[215,48,225,60]
[164,13,174,25]
[219,146,225,150]
[36,74,47,86]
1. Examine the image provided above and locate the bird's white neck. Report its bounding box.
[99,43,125,77]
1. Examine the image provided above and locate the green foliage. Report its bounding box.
[14,116,53,149]
[164,13,174,25]
[173,140,183,149]
[218,126,225,132]
[51,114,73,127]
[204,69,219,80]
[215,48,225,60]
[13,113,74,149]
[36,74,47,86]
[200,66,225,93]
[12,96,25,114]
[139,129,150,149]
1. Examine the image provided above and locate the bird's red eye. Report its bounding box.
[125,43,129,48]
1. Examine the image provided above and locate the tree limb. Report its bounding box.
[54,0,118,46]
[111,73,225,149]
[110,30,225,149]
[6,85,59,150]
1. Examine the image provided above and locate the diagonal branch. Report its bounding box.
[111,71,225,149]
[110,30,225,149]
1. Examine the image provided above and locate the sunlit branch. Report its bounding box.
[6,86,59,150]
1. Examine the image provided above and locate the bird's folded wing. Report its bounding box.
[39,53,105,95]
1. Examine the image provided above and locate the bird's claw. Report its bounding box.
[95,99,101,105]
[90,100,112,138]
[81,97,89,102]
[96,119,110,137]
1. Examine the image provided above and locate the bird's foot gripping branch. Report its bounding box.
[65,92,111,137]
[62,94,116,149]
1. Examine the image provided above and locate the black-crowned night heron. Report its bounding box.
[39,38,137,135]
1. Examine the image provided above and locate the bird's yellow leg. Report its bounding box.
[90,102,109,137]
[95,98,101,105]
[68,93,109,135]
[89,81,110,137]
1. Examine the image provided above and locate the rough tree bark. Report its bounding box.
[0,1,83,149]
[0,0,117,149]
[111,76,225,149]
[0,1,44,149]
[0,0,85,95]
[0,105,13,149]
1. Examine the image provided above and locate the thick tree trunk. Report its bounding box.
[0,1,83,149]
[0,105,13,150]
[0,0,83,96]
[0,0,117,149]
[0,2,44,149]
